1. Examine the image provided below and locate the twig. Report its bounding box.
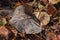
[33,34,45,40]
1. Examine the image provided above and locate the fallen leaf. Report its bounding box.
[10,5,42,34]
[0,26,9,40]
[47,32,57,40]
[49,0,60,4]
[34,11,50,27]
[57,34,60,40]
[46,4,57,16]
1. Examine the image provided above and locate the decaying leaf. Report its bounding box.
[46,4,57,16]
[33,10,39,18]
[57,34,60,40]
[47,32,57,40]
[0,0,60,40]
[40,0,48,5]
[33,11,50,27]
[15,2,21,7]
[0,26,9,40]
[0,18,7,26]
[49,0,60,4]
[10,5,42,34]
[13,2,22,9]
[24,4,33,14]
[38,2,44,9]
[2,18,7,26]
[39,12,50,27]
[26,0,36,6]
[0,10,13,17]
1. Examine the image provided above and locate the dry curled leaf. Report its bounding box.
[10,5,42,34]
[39,12,50,27]
[33,11,50,27]
[49,0,60,4]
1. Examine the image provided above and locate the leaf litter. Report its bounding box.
[0,0,60,40]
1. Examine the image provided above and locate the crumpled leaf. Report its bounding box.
[39,12,50,27]
[33,11,50,27]
[10,5,42,34]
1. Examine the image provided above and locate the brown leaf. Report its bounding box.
[0,26,9,40]
[34,11,50,26]
[15,2,22,7]
[47,32,57,40]
[49,0,60,4]
[39,12,50,26]
[46,4,57,16]
[57,34,60,40]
